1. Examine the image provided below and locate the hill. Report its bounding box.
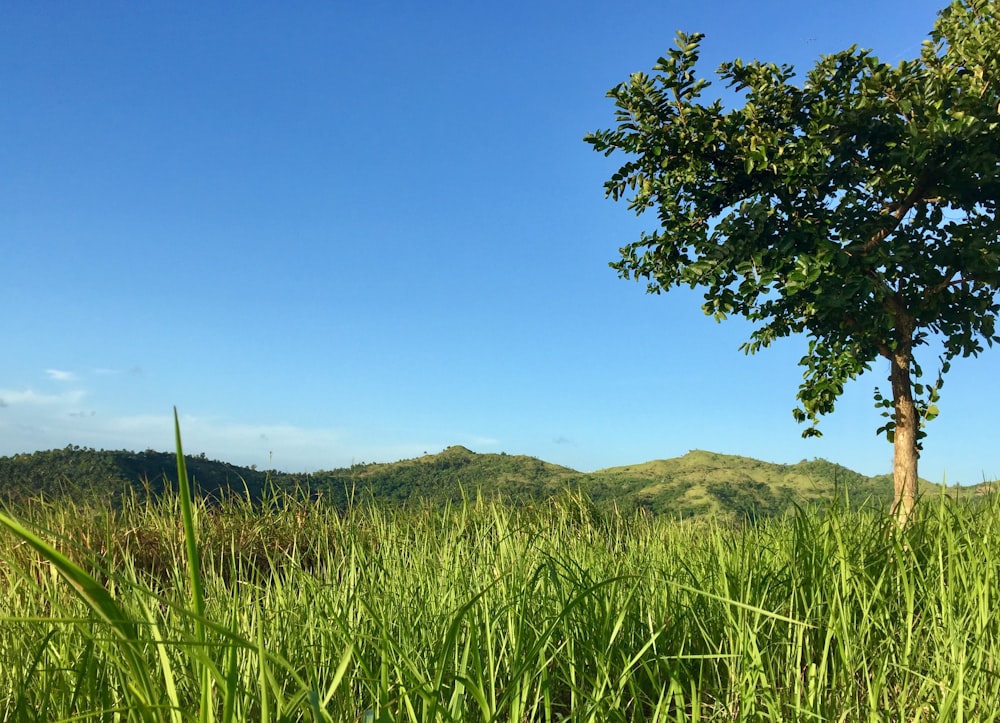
[305,445,587,507]
[0,444,980,521]
[0,446,275,504]
[588,450,945,519]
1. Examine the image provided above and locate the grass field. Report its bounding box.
[1,440,998,721]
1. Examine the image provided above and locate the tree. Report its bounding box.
[585,0,999,524]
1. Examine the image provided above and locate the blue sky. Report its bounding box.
[2,1,996,484]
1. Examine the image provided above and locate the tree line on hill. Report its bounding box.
[1,444,969,523]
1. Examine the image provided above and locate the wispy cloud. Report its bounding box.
[45,369,76,382]
[102,413,356,471]
[0,387,91,455]
[553,436,574,446]
[0,388,448,472]
[0,388,87,406]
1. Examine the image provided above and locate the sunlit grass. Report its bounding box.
[1,424,998,721]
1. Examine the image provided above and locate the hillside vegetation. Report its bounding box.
[1,435,998,719]
[2,480,999,720]
[0,444,972,521]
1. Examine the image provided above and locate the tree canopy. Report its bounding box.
[586,0,1000,521]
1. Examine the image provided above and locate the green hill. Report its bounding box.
[0,444,983,521]
[300,445,588,508]
[587,450,946,519]
[0,446,275,504]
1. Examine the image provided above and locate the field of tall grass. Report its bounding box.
[1,429,998,721]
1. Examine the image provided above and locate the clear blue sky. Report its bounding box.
[2,1,996,483]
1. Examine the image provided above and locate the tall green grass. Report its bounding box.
[1,422,998,720]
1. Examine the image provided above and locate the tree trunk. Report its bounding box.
[889,343,919,526]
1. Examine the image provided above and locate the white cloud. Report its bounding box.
[0,387,91,454]
[10,409,353,472]
[0,389,450,472]
[45,369,76,381]
[0,388,86,406]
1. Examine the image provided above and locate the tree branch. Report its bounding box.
[863,174,933,253]
[925,270,965,297]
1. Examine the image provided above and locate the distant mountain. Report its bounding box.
[0,444,983,521]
